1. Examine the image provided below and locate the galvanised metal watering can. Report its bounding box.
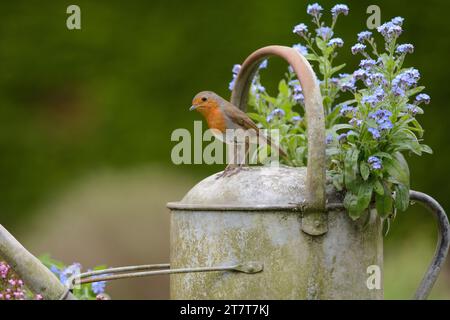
[0,46,448,300]
[166,45,450,300]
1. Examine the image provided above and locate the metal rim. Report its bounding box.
[167,202,345,212]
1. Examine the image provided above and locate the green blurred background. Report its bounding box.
[0,0,449,299]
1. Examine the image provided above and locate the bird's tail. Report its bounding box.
[258,134,292,165]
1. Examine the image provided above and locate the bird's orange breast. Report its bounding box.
[203,108,227,133]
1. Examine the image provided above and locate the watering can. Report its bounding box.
[0,46,448,300]
[166,45,450,300]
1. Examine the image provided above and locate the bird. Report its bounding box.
[189,91,288,177]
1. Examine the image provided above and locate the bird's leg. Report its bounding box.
[216,138,247,179]
[220,139,249,178]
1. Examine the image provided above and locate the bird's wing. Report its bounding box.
[223,102,260,131]
[223,102,288,158]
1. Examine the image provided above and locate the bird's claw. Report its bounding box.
[215,165,245,179]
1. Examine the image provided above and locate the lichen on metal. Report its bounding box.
[169,166,383,299]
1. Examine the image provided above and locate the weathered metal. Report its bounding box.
[168,166,383,299]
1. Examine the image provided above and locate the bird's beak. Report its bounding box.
[189,105,197,111]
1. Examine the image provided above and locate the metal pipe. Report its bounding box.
[68,262,263,288]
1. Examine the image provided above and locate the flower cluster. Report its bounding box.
[49,260,108,300]
[227,3,432,221]
[0,261,42,300]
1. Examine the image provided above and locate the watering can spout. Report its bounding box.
[0,224,76,300]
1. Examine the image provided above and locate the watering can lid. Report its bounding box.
[168,166,341,210]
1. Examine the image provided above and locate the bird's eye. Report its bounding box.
[201,97,207,102]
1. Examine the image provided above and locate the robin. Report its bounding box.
[189,91,288,177]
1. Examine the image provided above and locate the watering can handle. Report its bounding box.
[231,45,327,235]
[409,190,450,299]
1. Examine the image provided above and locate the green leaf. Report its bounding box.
[332,173,344,191]
[344,148,360,192]
[332,123,354,132]
[247,112,267,125]
[394,184,410,212]
[356,182,374,214]
[376,185,393,218]
[371,152,393,160]
[360,162,370,181]
[406,86,425,97]
[383,152,410,187]
[330,63,346,76]
[344,192,360,220]
[374,179,384,195]
[315,37,327,52]
[420,144,433,154]
[278,79,289,96]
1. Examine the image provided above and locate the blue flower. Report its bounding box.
[259,59,268,69]
[368,127,381,139]
[293,92,304,102]
[232,64,241,75]
[353,69,367,80]
[391,16,404,26]
[229,78,236,91]
[351,43,366,55]
[396,43,414,54]
[374,86,385,100]
[362,94,378,106]
[406,104,419,115]
[229,64,241,91]
[357,31,372,42]
[92,280,106,295]
[293,23,308,36]
[330,77,340,85]
[328,37,344,47]
[377,21,402,42]
[50,265,61,276]
[331,4,349,18]
[289,80,304,103]
[349,118,362,127]
[369,109,392,123]
[392,68,420,89]
[415,93,431,105]
[292,116,302,123]
[267,108,285,122]
[339,104,355,117]
[307,3,323,18]
[359,59,376,69]
[338,133,347,143]
[293,44,308,55]
[59,263,82,285]
[341,78,356,92]
[368,156,382,170]
[316,26,334,40]
[379,120,393,131]
[392,85,405,97]
[251,83,266,95]
[326,134,333,144]
[367,72,386,86]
